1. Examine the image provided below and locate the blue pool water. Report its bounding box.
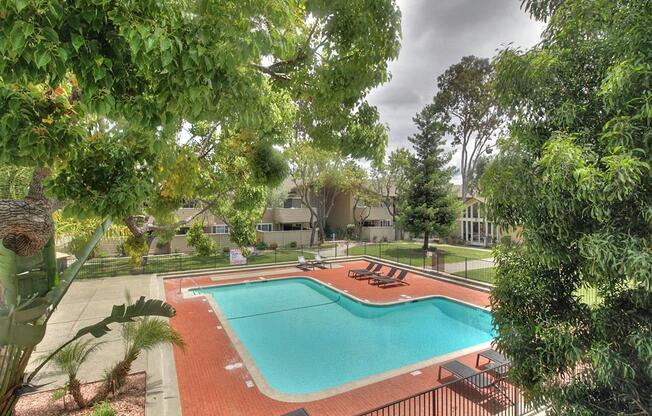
[194,278,495,395]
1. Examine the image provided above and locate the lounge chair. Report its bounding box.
[438,360,512,403]
[476,349,510,367]
[367,267,398,284]
[476,349,510,377]
[348,262,375,277]
[352,263,383,280]
[373,269,409,287]
[297,256,312,271]
[313,254,328,269]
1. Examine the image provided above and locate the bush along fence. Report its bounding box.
[355,363,540,416]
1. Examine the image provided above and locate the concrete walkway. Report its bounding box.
[27,274,181,415]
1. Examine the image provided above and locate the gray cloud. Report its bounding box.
[367,0,544,181]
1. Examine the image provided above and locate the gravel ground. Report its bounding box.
[16,373,146,416]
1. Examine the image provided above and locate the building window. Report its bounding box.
[282,223,303,231]
[212,225,230,234]
[283,198,303,208]
[256,223,273,232]
[176,226,190,235]
[379,219,392,227]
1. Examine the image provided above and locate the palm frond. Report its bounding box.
[130,318,185,352]
[49,338,104,377]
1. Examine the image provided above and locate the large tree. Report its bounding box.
[0,1,401,413]
[398,107,459,251]
[428,55,501,199]
[286,142,358,245]
[347,163,382,239]
[483,1,652,414]
[371,148,411,240]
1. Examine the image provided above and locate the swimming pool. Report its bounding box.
[193,278,494,397]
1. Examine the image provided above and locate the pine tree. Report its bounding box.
[398,107,460,251]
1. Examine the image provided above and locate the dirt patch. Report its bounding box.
[16,373,146,416]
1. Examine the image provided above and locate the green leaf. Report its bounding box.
[15,0,28,13]
[0,316,46,347]
[71,34,84,52]
[35,49,51,68]
[10,26,26,53]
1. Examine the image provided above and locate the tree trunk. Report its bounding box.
[0,167,56,257]
[391,201,400,241]
[309,216,317,247]
[68,378,87,409]
[423,230,429,251]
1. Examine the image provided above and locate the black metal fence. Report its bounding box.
[356,363,539,416]
[346,242,496,285]
[75,247,322,279]
[69,241,497,284]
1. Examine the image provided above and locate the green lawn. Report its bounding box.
[347,242,493,264]
[77,249,310,279]
[452,267,497,284]
[434,244,493,260]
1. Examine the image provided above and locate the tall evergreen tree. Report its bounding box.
[398,107,460,251]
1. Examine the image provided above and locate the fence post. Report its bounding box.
[379,241,382,259]
[301,245,304,256]
[346,241,349,256]
[334,244,337,258]
[274,248,277,264]
[465,257,468,279]
[423,251,426,270]
[364,241,366,255]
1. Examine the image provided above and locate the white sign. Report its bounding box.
[229,248,247,265]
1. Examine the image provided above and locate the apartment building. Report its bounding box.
[166,180,398,251]
[153,183,518,253]
[454,185,521,247]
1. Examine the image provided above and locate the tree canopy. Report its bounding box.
[398,106,459,251]
[483,0,652,413]
[371,148,411,239]
[0,0,401,256]
[426,55,501,199]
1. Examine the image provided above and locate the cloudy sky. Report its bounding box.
[367,0,544,180]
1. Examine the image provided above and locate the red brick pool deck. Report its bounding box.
[164,261,497,416]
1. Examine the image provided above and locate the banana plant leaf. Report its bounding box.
[74,296,176,339]
[0,243,18,307]
[0,218,111,347]
[27,296,177,382]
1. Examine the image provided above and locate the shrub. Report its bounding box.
[345,224,356,240]
[186,223,216,257]
[91,401,116,416]
[222,246,230,254]
[289,241,297,248]
[123,236,149,266]
[255,241,268,251]
[269,242,278,250]
[499,235,512,247]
